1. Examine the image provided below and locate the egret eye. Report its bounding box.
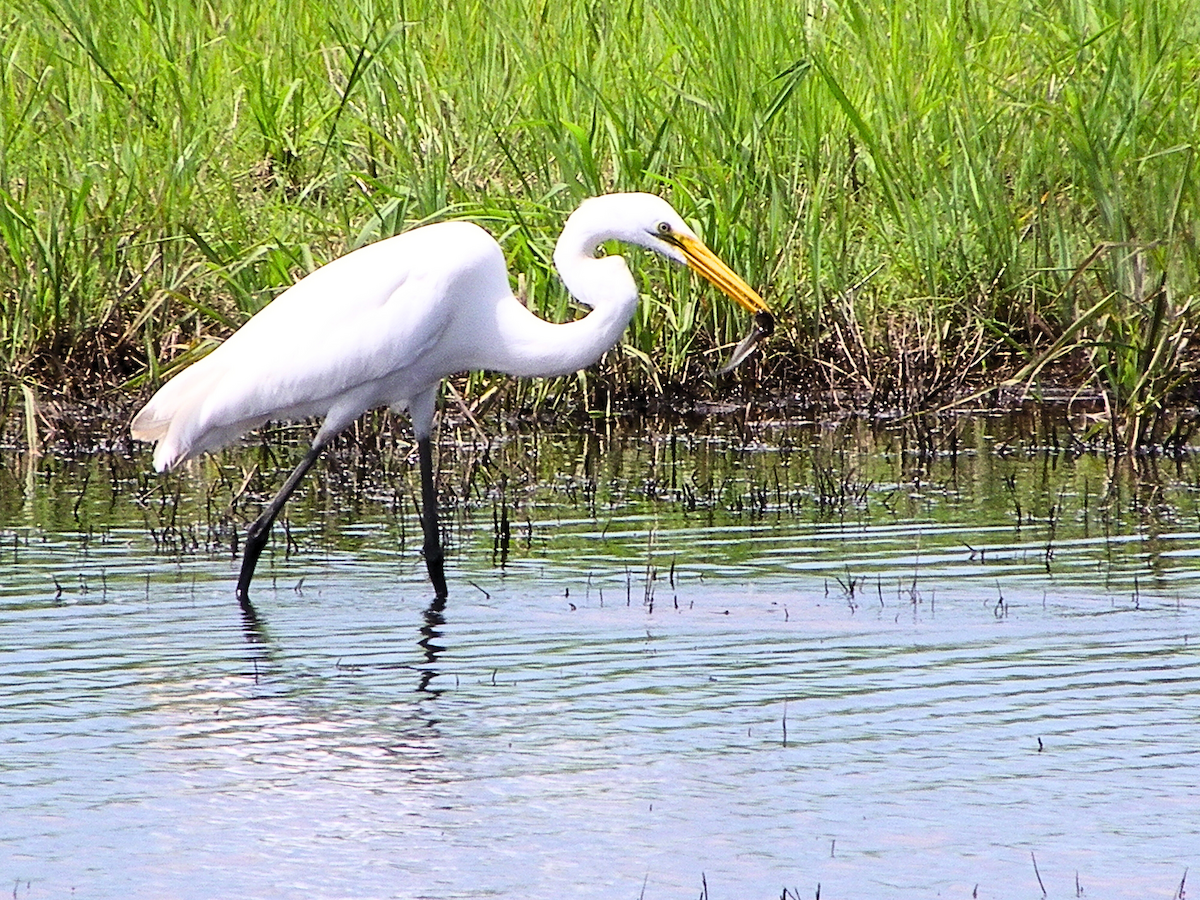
[657,221,672,235]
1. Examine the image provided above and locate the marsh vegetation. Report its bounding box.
[2,0,1199,451]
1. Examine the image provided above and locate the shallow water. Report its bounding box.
[2,418,1199,899]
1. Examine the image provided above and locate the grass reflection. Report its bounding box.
[4,411,1200,606]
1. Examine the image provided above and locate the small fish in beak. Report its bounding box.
[719,310,775,374]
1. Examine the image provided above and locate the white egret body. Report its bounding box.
[131,193,770,606]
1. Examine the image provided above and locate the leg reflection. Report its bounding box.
[236,589,447,694]
[416,593,447,695]
[239,598,269,644]
[236,594,279,684]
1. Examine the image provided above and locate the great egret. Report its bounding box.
[131,192,771,607]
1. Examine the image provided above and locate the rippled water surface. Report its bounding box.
[2,418,1199,899]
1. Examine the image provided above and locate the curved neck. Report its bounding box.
[488,265,637,377]
[483,228,641,379]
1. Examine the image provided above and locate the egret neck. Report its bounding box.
[485,228,642,379]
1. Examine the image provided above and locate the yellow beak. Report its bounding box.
[673,233,771,317]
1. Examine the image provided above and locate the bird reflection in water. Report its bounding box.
[239,597,269,645]
[234,589,449,697]
[416,593,447,696]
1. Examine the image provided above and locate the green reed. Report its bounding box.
[2,0,1198,445]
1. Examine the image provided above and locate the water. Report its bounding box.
[2,417,1199,899]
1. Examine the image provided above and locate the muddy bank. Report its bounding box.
[11,341,1189,466]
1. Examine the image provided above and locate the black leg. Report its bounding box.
[418,435,448,598]
[236,444,325,611]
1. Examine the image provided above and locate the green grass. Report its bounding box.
[2,0,1199,446]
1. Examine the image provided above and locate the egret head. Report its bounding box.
[560,192,772,323]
